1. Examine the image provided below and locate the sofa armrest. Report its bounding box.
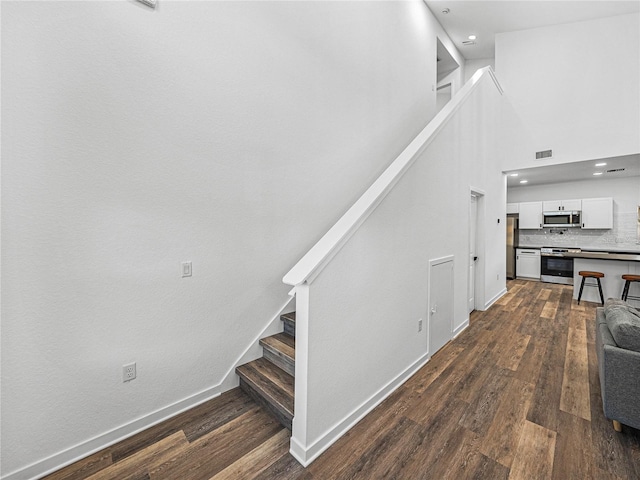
[597,324,640,429]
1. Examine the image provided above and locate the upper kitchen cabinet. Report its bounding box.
[507,203,519,214]
[519,201,543,229]
[582,197,613,229]
[542,199,582,211]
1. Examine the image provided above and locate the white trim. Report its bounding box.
[484,287,508,311]
[219,295,295,391]
[3,385,221,480]
[453,318,470,338]
[469,186,487,197]
[289,353,430,467]
[291,284,310,452]
[427,255,455,358]
[283,67,503,287]
[4,296,296,480]
[429,254,455,267]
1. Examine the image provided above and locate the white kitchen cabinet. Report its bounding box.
[543,199,581,211]
[563,199,582,211]
[506,203,519,214]
[516,248,541,279]
[518,201,543,229]
[582,197,613,229]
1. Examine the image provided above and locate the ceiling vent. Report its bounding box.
[606,168,625,173]
[462,40,476,46]
[535,149,553,160]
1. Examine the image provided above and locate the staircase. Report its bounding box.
[236,312,296,430]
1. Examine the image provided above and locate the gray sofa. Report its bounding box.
[596,299,640,432]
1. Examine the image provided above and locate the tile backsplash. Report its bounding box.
[519,211,640,251]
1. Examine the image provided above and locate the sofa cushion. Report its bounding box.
[604,298,630,311]
[605,303,640,353]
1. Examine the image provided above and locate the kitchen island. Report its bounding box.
[563,249,640,306]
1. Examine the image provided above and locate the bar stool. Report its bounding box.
[578,271,605,305]
[621,274,640,302]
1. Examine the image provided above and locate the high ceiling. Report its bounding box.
[505,154,640,188]
[424,0,640,60]
[424,1,640,188]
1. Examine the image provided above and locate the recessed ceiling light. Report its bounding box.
[468,35,477,40]
[595,162,607,167]
[519,180,528,184]
[509,173,519,177]
[593,172,603,176]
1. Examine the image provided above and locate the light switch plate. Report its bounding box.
[136,0,157,8]
[181,261,192,277]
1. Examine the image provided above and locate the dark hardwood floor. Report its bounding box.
[44,280,640,479]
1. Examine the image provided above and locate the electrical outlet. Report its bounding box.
[123,362,136,382]
[418,318,423,332]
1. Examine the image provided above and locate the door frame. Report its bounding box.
[469,187,486,312]
[427,255,454,356]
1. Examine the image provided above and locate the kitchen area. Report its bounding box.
[506,157,640,307]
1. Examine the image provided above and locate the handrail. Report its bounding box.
[283,67,503,287]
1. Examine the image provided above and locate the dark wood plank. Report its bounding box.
[509,420,556,479]
[44,280,640,480]
[559,318,591,421]
[551,411,594,480]
[331,416,427,480]
[478,377,536,468]
[87,431,188,480]
[459,367,512,436]
[111,388,253,461]
[43,451,113,480]
[236,357,294,422]
[148,408,282,480]
[252,452,311,480]
[210,429,290,479]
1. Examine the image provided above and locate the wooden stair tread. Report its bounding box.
[236,358,294,419]
[281,312,296,323]
[260,333,295,361]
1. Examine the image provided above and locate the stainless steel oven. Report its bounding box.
[540,247,580,285]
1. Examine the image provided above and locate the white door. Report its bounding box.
[429,257,454,355]
[469,195,478,313]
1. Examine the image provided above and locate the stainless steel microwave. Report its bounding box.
[543,210,581,227]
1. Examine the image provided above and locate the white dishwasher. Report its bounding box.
[516,248,541,280]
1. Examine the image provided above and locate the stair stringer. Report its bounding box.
[219,292,296,392]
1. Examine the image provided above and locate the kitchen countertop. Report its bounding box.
[514,246,640,261]
[564,251,640,262]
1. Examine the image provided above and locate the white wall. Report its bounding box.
[508,176,640,250]
[497,13,640,170]
[0,1,464,477]
[290,72,507,464]
[465,57,495,83]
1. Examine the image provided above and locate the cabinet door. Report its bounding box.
[516,250,541,279]
[543,200,562,211]
[519,202,543,229]
[562,199,582,211]
[582,197,613,229]
[506,203,519,214]
[542,199,581,211]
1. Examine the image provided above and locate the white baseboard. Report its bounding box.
[453,318,469,338]
[289,352,430,466]
[484,287,507,310]
[4,296,296,480]
[2,384,221,480]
